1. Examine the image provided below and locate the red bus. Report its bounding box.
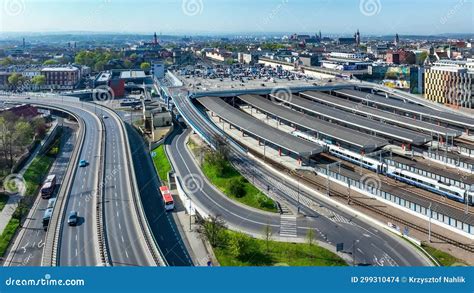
[159,186,174,211]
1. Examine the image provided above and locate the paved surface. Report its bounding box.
[169,90,432,266]
[126,123,193,266]
[102,109,154,266]
[1,94,154,267]
[3,125,75,266]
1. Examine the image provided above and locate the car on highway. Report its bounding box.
[79,159,88,167]
[102,114,108,119]
[68,211,78,226]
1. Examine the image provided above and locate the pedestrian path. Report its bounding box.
[279,215,297,238]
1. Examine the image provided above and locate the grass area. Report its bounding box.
[0,218,20,256]
[201,159,277,212]
[151,145,172,184]
[422,244,467,266]
[188,137,277,213]
[0,193,8,212]
[23,155,54,196]
[214,229,347,266]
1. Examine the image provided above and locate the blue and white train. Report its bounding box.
[292,130,474,205]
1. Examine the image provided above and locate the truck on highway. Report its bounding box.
[41,175,57,199]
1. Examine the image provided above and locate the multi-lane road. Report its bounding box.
[3,123,75,266]
[0,95,158,267]
[0,90,432,267]
[170,91,431,266]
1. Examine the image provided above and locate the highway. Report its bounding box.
[126,124,193,266]
[58,103,101,266]
[102,109,154,266]
[0,94,155,267]
[170,91,432,266]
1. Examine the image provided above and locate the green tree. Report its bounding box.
[228,178,245,198]
[200,215,226,247]
[140,62,151,71]
[0,57,14,66]
[263,224,273,253]
[94,60,106,72]
[43,59,59,65]
[31,75,46,86]
[7,73,26,89]
[13,120,33,147]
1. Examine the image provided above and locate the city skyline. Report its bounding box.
[0,0,472,35]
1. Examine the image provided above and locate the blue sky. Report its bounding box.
[0,0,472,35]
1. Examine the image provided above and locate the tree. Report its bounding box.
[263,224,273,253]
[32,117,46,138]
[123,59,133,69]
[306,229,315,247]
[14,120,33,147]
[229,233,253,259]
[31,75,46,86]
[0,57,13,66]
[94,60,106,72]
[7,73,25,89]
[228,178,246,198]
[140,62,151,71]
[200,215,226,247]
[43,59,59,65]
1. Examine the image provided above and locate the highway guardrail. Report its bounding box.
[40,106,86,266]
[104,105,168,266]
[96,116,110,266]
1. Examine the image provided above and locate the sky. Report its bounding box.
[0,0,472,35]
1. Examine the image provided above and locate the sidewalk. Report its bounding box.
[0,121,58,235]
[170,189,218,266]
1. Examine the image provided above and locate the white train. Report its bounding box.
[292,130,474,205]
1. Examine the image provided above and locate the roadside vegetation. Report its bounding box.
[0,193,8,211]
[190,136,276,213]
[0,112,47,176]
[0,218,20,256]
[151,145,172,185]
[200,216,347,266]
[0,134,60,257]
[422,244,467,266]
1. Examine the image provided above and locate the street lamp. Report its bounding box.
[297,176,300,214]
[428,202,432,243]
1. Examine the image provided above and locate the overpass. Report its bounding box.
[0,94,167,267]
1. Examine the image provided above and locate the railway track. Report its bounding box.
[320,152,472,215]
[246,148,474,254]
